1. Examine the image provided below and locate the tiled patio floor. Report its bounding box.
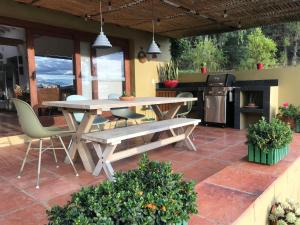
[0,126,298,225]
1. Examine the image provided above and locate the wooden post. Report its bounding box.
[26,29,38,111]
[73,38,82,95]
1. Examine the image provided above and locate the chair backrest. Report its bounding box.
[11,98,47,138]
[66,95,87,123]
[176,92,194,116]
[108,93,130,115]
[108,93,121,100]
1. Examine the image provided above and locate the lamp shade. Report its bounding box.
[147,40,161,54]
[93,31,112,48]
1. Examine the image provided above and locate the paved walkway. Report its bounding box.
[0,126,297,225]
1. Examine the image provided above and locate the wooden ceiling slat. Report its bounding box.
[13,0,300,38]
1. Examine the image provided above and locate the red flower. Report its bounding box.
[283,102,289,108]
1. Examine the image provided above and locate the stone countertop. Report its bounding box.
[156,79,278,91]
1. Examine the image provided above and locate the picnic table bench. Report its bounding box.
[82,118,200,180]
[43,97,198,173]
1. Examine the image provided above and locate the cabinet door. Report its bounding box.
[204,95,226,124]
[156,91,176,112]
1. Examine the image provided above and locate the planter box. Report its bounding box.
[175,221,188,225]
[296,119,300,133]
[248,143,289,165]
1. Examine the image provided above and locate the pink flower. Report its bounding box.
[283,102,289,108]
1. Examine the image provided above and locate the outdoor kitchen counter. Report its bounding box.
[156,79,279,129]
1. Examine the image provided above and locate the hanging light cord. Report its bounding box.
[100,0,103,32]
[152,0,155,40]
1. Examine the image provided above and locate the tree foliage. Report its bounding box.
[191,38,226,71]
[240,28,277,69]
[171,21,300,72]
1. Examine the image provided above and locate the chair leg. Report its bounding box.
[50,138,59,168]
[58,136,79,177]
[17,141,32,179]
[36,139,43,189]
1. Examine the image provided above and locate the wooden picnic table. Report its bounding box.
[43,97,197,173]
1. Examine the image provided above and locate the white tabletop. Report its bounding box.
[43,97,197,111]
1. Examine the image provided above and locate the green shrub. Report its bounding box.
[279,103,300,119]
[269,200,300,225]
[247,117,292,153]
[47,155,198,225]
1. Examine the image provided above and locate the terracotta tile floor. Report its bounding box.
[0,126,299,225]
[0,112,22,137]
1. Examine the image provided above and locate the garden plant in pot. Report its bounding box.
[243,28,277,70]
[119,91,135,101]
[158,60,179,88]
[269,199,300,225]
[47,155,198,225]
[200,62,207,74]
[247,117,293,165]
[278,102,300,131]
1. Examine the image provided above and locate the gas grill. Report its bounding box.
[204,74,236,127]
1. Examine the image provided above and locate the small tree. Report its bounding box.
[241,28,277,69]
[191,38,225,71]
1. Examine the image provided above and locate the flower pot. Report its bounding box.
[280,116,296,130]
[257,63,264,70]
[248,143,289,165]
[163,80,179,88]
[296,119,300,133]
[201,67,207,74]
[119,96,135,101]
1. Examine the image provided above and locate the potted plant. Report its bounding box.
[47,155,198,225]
[201,62,207,74]
[278,102,299,130]
[257,63,264,70]
[269,200,300,225]
[244,28,277,70]
[158,60,179,88]
[119,91,135,101]
[247,117,293,165]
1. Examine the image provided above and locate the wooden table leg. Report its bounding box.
[63,110,96,173]
[62,110,78,163]
[175,124,197,151]
[151,103,182,142]
[92,143,118,180]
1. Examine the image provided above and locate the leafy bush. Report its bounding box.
[279,103,300,119]
[247,117,292,153]
[191,38,225,71]
[240,28,277,69]
[47,155,198,225]
[269,199,300,225]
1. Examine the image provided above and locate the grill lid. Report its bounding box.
[206,74,236,87]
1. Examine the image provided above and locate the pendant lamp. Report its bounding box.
[147,20,161,54]
[147,0,161,54]
[93,0,112,48]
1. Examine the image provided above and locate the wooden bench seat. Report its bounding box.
[82,118,200,179]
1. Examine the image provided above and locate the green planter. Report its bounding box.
[248,143,289,165]
[176,221,188,225]
[296,119,300,133]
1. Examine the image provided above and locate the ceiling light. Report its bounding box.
[148,1,161,55]
[147,20,161,54]
[93,0,112,48]
[223,10,228,18]
[237,21,242,29]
